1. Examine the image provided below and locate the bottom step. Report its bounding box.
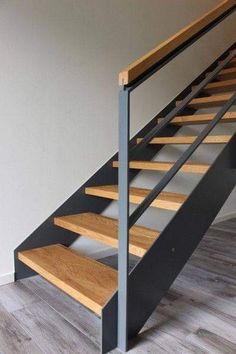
[18,244,117,316]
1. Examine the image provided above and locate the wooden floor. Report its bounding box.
[0,218,235,354]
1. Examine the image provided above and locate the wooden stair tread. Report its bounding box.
[85,185,187,211]
[112,160,209,174]
[225,57,236,68]
[137,135,231,145]
[176,93,234,109]
[158,112,236,125]
[217,67,236,80]
[18,244,117,316]
[54,212,159,257]
[201,78,236,93]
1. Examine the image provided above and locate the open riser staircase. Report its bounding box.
[15,1,236,353]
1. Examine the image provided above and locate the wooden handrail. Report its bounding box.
[119,0,235,86]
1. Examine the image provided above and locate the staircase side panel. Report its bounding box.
[15,122,177,280]
[127,133,236,339]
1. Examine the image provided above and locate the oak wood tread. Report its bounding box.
[225,57,236,68]
[18,244,117,316]
[158,112,236,125]
[199,78,236,93]
[54,212,159,257]
[217,67,236,80]
[112,160,209,174]
[85,185,187,211]
[137,135,231,145]
[176,93,234,109]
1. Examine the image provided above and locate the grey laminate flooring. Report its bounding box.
[0,218,235,353]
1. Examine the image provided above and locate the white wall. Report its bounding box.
[0,0,235,283]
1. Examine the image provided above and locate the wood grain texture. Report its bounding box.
[18,244,117,316]
[85,185,187,211]
[213,217,236,233]
[176,260,236,300]
[21,276,101,346]
[0,281,39,313]
[54,212,159,257]
[199,78,236,93]
[0,303,43,354]
[158,112,236,125]
[173,268,236,320]
[217,66,236,80]
[137,135,231,145]
[187,249,236,281]
[1,218,235,353]
[12,301,99,354]
[157,296,236,346]
[118,0,235,85]
[176,93,234,109]
[186,329,236,354]
[112,160,210,173]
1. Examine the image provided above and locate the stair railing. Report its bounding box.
[118,0,236,351]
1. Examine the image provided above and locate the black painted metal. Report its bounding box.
[118,89,130,351]
[102,42,236,353]
[116,3,236,349]
[127,132,236,338]
[104,132,236,352]
[101,292,118,354]
[117,5,236,349]
[129,49,236,159]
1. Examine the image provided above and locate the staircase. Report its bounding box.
[15,1,236,353]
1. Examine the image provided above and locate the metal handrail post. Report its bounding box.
[118,88,130,351]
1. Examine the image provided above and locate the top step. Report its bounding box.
[18,244,117,316]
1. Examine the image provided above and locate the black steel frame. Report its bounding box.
[114,4,236,354]
[102,132,236,353]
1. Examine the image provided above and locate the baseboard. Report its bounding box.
[213,211,236,224]
[0,272,15,286]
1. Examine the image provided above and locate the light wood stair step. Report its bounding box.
[158,112,236,125]
[199,78,236,94]
[217,67,236,80]
[176,93,234,109]
[137,135,231,145]
[54,212,159,257]
[85,185,187,211]
[225,57,236,68]
[112,160,209,174]
[18,244,117,316]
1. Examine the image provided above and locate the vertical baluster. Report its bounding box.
[118,88,130,352]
